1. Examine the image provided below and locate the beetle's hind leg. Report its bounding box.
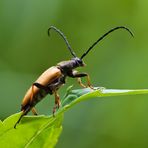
[31,107,38,115]
[14,108,30,129]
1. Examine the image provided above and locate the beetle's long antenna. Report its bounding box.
[80,26,134,59]
[48,26,77,57]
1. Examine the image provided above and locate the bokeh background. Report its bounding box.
[1,0,148,148]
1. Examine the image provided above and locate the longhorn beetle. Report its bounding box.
[14,26,133,128]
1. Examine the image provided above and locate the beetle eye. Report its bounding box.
[78,60,82,64]
[71,57,84,66]
[78,59,85,66]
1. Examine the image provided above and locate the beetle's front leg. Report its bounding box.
[68,70,94,89]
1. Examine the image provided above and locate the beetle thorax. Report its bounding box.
[57,57,85,73]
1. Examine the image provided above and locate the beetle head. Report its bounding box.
[72,57,86,67]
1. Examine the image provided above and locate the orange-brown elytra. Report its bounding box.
[14,26,133,128]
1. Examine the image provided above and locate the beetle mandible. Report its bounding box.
[14,26,133,128]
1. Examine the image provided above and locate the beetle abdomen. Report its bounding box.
[21,66,62,113]
[21,88,50,114]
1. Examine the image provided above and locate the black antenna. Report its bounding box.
[80,26,134,59]
[48,26,77,57]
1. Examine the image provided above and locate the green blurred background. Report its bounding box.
[1,0,148,148]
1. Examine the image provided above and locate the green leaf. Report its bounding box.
[0,112,63,148]
[59,87,148,114]
[1,86,148,147]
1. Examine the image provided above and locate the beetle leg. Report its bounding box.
[55,91,61,108]
[33,82,52,94]
[14,112,25,129]
[31,107,38,115]
[68,70,94,89]
[53,91,61,116]
[85,74,94,89]
[77,78,87,88]
[14,107,30,129]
